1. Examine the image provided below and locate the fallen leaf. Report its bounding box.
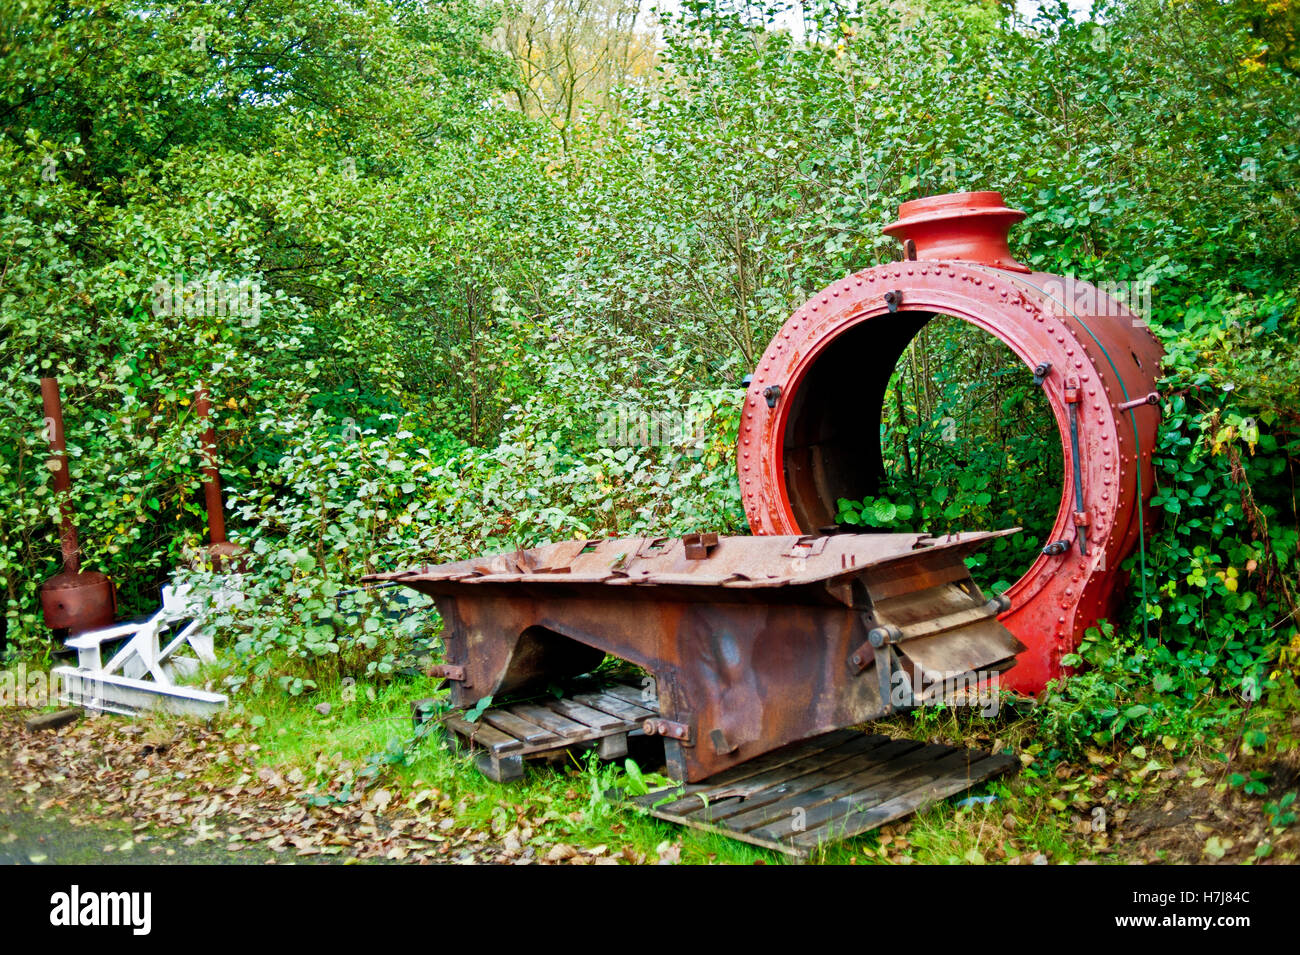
[547,843,577,862]
[655,841,681,865]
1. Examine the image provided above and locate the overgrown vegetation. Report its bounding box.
[836,316,1064,593]
[3,0,1299,861]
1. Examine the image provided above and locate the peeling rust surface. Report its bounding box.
[369,532,1024,782]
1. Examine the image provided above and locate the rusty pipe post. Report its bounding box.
[194,382,228,547]
[38,377,115,633]
[40,377,79,574]
[194,383,248,571]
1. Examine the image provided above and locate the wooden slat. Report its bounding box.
[571,690,655,722]
[747,748,977,843]
[601,683,656,708]
[640,810,803,858]
[24,709,82,732]
[510,703,594,740]
[789,752,1018,850]
[701,739,926,828]
[652,734,893,818]
[547,697,627,731]
[444,716,523,754]
[481,709,561,745]
[632,730,1018,859]
[642,730,867,809]
[441,683,657,784]
[658,729,865,801]
[720,740,946,833]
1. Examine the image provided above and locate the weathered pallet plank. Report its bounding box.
[547,697,628,731]
[646,729,865,808]
[601,683,656,708]
[632,732,1017,859]
[440,684,654,783]
[703,739,935,831]
[510,703,593,740]
[789,752,1018,850]
[444,716,523,755]
[24,708,82,733]
[481,709,562,745]
[652,734,893,818]
[746,747,978,842]
[727,741,957,834]
[571,690,655,722]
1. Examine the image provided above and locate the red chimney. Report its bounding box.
[883,191,1030,273]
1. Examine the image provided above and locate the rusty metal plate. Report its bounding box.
[370,531,1024,781]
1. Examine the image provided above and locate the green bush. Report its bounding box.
[3,0,1299,729]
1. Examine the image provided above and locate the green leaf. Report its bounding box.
[873,500,898,523]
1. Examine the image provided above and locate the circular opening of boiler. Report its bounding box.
[780,313,1064,595]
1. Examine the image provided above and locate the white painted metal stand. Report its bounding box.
[54,582,235,716]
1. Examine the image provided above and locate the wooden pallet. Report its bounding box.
[630,729,1017,859]
[434,683,657,782]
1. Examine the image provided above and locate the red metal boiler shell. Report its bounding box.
[737,254,1163,694]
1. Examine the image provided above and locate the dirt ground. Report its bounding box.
[1113,753,1300,864]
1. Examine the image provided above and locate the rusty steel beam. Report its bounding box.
[370,532,1024,781]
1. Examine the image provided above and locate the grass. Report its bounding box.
[205,665,1116,865]
[10,641,1297,864]
[206,669,795,863]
